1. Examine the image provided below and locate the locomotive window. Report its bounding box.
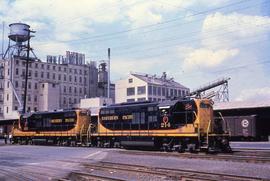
[200,103,210,108]
[148,107,154,112]
[100,110,105,114]
[141,112,145,124]
[109,109,115,114]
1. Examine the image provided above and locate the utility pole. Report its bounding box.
[107,48,110,99]
[22,28,35,114]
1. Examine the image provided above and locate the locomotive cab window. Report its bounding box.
[170,101,197,127]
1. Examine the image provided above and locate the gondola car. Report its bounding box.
[12,109,90,145]
[89,98,231,152]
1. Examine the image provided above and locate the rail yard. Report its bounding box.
[0,141,269,181]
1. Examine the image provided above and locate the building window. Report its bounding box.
[34,107,37,112]
[7,81,9,88]
[22,69,25,77]
[128,78,133,83]
[42,84,45,88]
[35,71,38,77]
[14,106,18,110]
[58,74,61,81]
[15,81,18,88]
[69,86,72,93]
[64,86,66,93]
[34,95,37,102]
[79,77,82,83]
[182,90,185,96]
[28,95,31,102]
[58,67,61,71]
[69,75,72,82]
[162,87,166,96]
[35,63,38,68]
[53,73,55,80]
[41,64,44,69]
[64,75,66,81]
[138,98,146,101]
[69,68,72,73]
[74,98,77,103]
[6,106,8,113]
[27,107,30,112]
[74,76,77,82]
[35,83,38,89]
[174,89,177,96]
[79,69,82,74]
[29,70,32,77]
[47,65,50,70]
[16,60,19,65]
[6,94,9,101]
[63,97,66,104]
[178,90,181,97]
[79,88,82,94]
[158,87,161,96]
[22,81,25,88]
[47,72,50,79]
[74,69,77,74]
[53,66,56,70]
[127,87,135,96]
[148,85,152,95]
[41,72,44,78]
[137,86,146,95]
[69,97,72,104]
[15,68,19,75]
[153,86,157,95]
[127,98,135,102]
[52,84,55,88]
[74,87,77,93]
[28,82,31,89]
[170,89,174,96]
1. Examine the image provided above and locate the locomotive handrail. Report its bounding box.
[218,112,231,136]
[206,119,212,146]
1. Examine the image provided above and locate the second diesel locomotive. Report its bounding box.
[89,98,231,152]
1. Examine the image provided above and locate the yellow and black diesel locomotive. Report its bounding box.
[89,98,231,152]
[12,109,90,145]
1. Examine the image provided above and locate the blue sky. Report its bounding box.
[0,0,270,101]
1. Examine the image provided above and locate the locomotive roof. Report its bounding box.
[102,99,193,109]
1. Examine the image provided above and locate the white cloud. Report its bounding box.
[33,41,70,59]
[201,12,270,49]
[182,48,239,70]
[235,87,270,102]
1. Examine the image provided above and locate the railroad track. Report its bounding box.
[64,161,266,181]
[118,150,270,164]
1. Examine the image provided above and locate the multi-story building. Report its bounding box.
[0,51,100,118]
[115,72,189,103]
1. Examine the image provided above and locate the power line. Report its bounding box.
[36,0,254,45]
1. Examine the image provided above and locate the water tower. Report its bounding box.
[3,23,37,60]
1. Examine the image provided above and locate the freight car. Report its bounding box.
[217,115,269,141]
[12,109,90,145]
[88,98,231,152]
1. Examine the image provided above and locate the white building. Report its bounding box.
[115,72,189,103]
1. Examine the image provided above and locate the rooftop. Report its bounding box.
[131,72,189,89]
[214,100,270,110]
